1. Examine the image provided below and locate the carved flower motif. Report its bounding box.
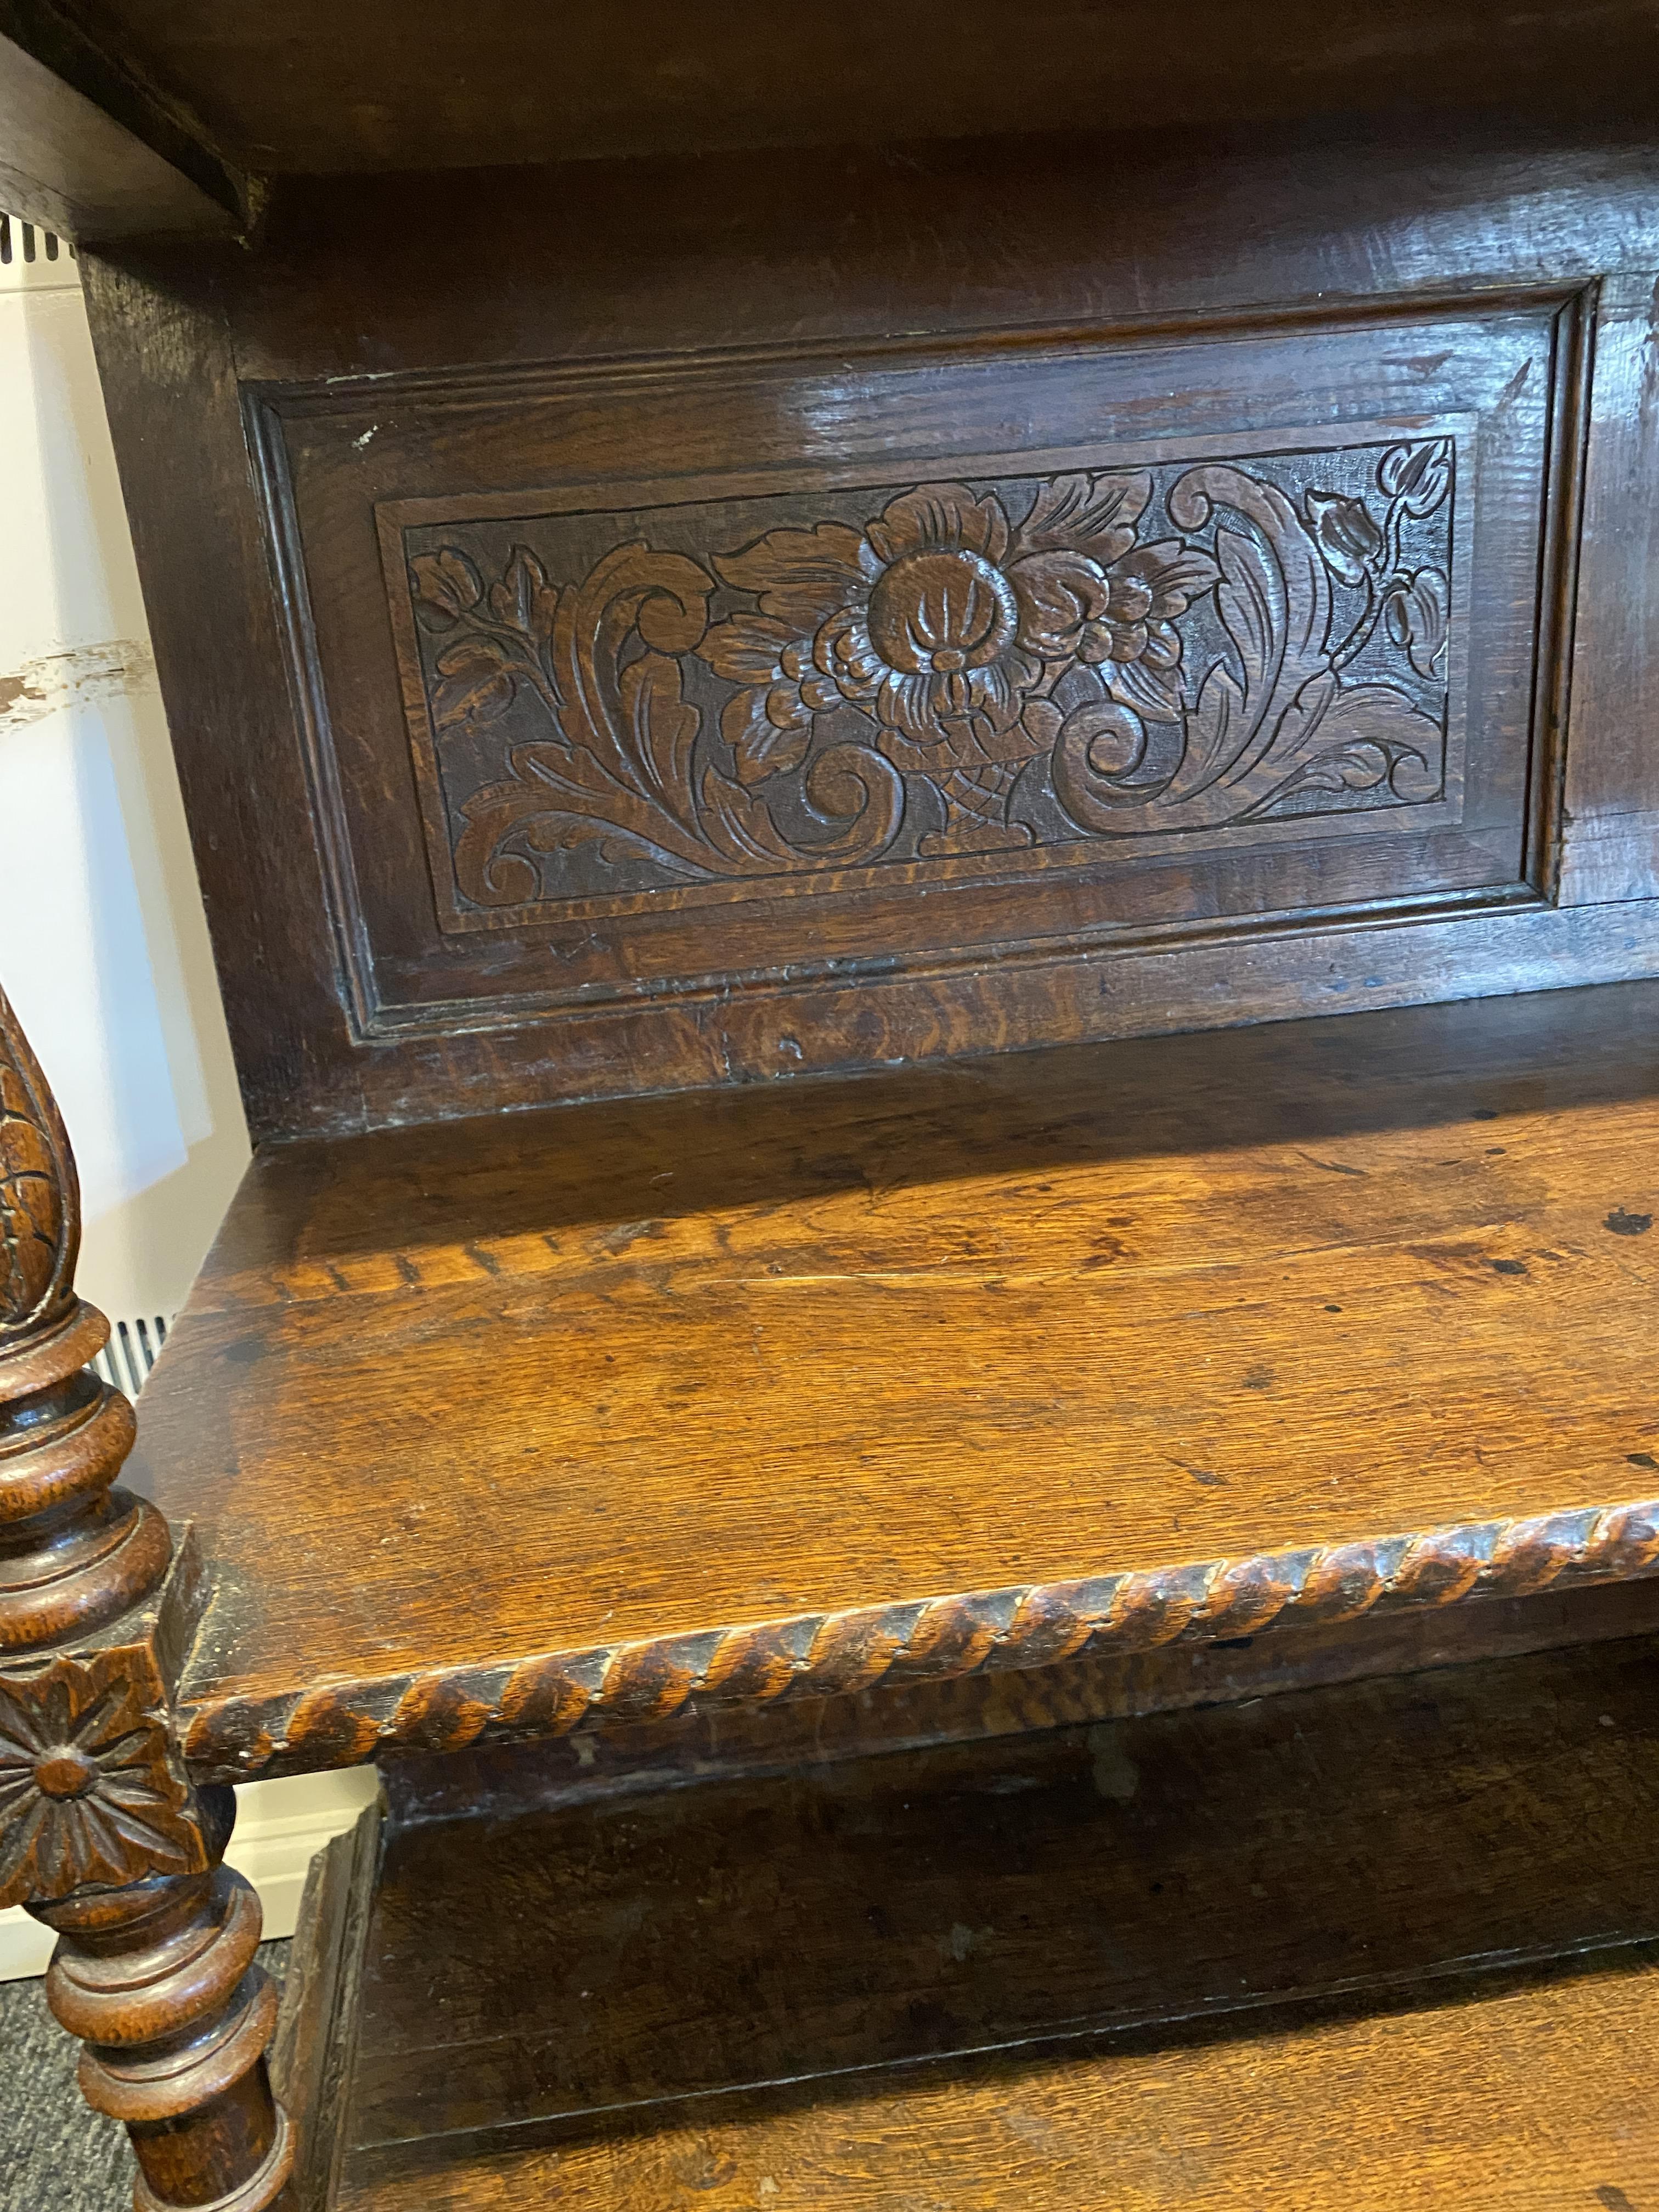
[1378,437,1453,520]
[1384,566,1451,679]
[0,1651,200,1908]
[1009,507,1221,729]
[698,477,1220,785]
[1305,488,1385,588]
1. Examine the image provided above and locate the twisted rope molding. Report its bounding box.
[181,1493,1659,1782]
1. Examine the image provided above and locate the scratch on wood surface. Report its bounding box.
[0,640,155,731]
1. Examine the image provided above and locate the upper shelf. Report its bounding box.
[131,978,1659,1782]
[5,1,1659,241]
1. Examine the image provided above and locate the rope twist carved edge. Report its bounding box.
[182,1494,1659,1782]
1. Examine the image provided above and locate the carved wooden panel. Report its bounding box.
[248,293,1573,1104]
[390,439,1455,927]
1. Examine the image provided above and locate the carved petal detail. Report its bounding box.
[0,1649,203,1909]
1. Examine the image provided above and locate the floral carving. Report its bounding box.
[0,1650,202,1908]
[0,1000,74,1337]
[399,438,1454,912]
[414,541,904,902]
[699,477,1219,854]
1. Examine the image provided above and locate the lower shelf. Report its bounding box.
[351,1951,1659,2211]
[277,1628,1659,2209]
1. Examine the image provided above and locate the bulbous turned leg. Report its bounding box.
[1,981,293,2209]
[28,1787,291,2212]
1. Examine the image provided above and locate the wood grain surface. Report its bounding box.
[297,1632,1659,2206]
[127,980,1659,1776]
[36,1,1659,175]
[0,8,237,241]
[335,1954,1659,2210]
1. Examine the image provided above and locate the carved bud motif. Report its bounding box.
[1384,567,1452,680]
[1305,488,1385,587]
[1378,437,1454,518]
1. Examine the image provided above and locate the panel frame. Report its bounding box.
[77,124,1659,1139]
[245,292,1571,1051]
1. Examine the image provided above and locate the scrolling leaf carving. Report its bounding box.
[402,438,1454,912]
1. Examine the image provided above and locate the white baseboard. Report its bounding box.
[0,1765,380,1980]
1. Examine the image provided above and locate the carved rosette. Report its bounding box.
[0,981,292,2212]
[0,1647,201,1910]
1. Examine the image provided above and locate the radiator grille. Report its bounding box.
[0,213,78,290]
[93,1315,172,1398]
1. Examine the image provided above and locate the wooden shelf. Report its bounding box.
[133,979,1659,1781]
[278,1630,1659,2208]
[12,3,1656,206]
[325,1954,1659,2210]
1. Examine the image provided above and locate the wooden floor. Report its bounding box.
[280,1630,1659,2209]
[131,980,1659,1781]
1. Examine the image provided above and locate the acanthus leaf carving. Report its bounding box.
[441,538,905,900]
[400,438,1454,913]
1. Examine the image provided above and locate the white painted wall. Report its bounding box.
[0,232,376,1977]
[0,236,245,1317]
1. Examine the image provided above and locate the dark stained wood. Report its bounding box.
[0,977,170,1667]
[120,978,1659,1780]
[1558,269,1659,905]
[0,9,236,240]
[0,981,292,2210]
[274,1632,1659,2202]
[32,1790,291,2212]
[257,298,1550,1063]
[77,119,1659,1139]
[270,1802,382,2212]
[9,12,1659,2207]
[32,1,1659,177]
[331,1951,1659,2209]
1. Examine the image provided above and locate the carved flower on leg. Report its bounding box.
[0,1651,202,1908]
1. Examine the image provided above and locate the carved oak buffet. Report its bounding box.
[4,7,1659,2206]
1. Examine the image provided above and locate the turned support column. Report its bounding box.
[0,981,291,2212]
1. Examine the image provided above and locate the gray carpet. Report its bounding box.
[0,1942,288,2211]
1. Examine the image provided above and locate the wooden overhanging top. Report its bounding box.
[3,1,1655,242]
[131,979,1659,1784]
